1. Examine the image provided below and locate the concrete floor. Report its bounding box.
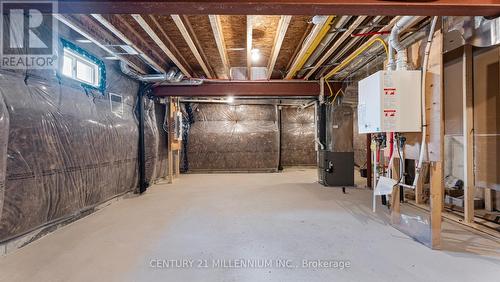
[0,169,499,282]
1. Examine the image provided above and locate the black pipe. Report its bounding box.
[137,83,151,193]
[277,103,283,171]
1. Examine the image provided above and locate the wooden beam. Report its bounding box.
[208,15,231,79]
[171,14,213,78]
[54,14,145,74]
[247,15,253,80]
[304,16,366,80]
[463,44,475,224]
[430,161,443,249]
[267,15,292,80]
[132,14,192,78]
[91,14,165,73]
[285,16,333,79]
[57,1,500,17]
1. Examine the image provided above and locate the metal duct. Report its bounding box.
[444,16,500,52]
[120,61,168,82]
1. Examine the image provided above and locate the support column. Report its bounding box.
[463,45,475,223]
[430,161,443,249]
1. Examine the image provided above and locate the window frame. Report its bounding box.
[59,38,106,92]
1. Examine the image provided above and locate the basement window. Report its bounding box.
[62,49,100,87]
[60,39,106,91]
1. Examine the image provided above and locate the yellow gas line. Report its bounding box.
[325,37,389,82]
[287,16,335,79]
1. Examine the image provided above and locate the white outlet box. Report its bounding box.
[358,70,422,133]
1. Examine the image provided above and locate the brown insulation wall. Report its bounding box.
[186,104,279,172]
[473,47,500,192]
[0,23,161,241]
[154,103,168,180]
[281,107,316,166]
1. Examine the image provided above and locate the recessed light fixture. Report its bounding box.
[251,49,260,62]
[227,96,235,103]
[76,39,92,43]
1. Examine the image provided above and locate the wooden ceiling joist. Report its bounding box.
[131,14,192,78]
[315,16,386,79]
[54,14,145,74]
[171,14,213,78]
[267,15,291,80]
[246,15,253,80]
[285,16,334,79]
[303,16,367,80]
[90,14,165,73]
[208,15,231,79]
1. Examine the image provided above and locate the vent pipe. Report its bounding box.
[388,16,415,70]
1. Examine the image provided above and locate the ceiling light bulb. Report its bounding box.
[251,49,260,62]
[227,96,234,103]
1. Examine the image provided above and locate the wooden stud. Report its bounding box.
[247,15,253,80]
[267,15,292,80]
[390,157,401,225]
[415,162,429,204]
[171,14,213,78]
[463,44,475,224]
[430,161,443,249]
[484,189,494,212]
[132,14,192,78]
[208,15,231,79]
[167,97,174,183]
[304,16,367,80]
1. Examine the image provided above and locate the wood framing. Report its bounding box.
[208,15,231,79]
[91,14,165,73]
[430,161,443,249]
[54,14,146,74]
[267,16,292,80]
[132,14,192,78]
[463,44,475,224]
[304,16,367,80]
[171,14,213,78]
[246,15,253,80]
[285,16,333,79]
[320,16,388,79]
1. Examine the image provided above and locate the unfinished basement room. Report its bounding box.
[0,1,499,281]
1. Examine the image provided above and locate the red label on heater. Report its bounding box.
[384,88,396,96]
[384,109,396,117]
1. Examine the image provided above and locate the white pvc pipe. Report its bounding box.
[389,16,415,71]
[412,16,439,188]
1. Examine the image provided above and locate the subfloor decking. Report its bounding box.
[0,169,498,282]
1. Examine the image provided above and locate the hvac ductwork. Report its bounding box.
[120,61,192,84]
